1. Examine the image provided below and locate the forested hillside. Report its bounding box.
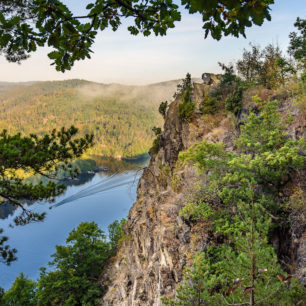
[0,79,181,158]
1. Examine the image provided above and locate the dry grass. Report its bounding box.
[242,86,274,108]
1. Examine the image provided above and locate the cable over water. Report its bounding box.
[52,170,142,208]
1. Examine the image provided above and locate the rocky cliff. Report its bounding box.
[102,75,305,305]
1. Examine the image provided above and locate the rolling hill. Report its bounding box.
[0,78,183,158]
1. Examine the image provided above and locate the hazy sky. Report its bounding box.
[0,0,303,84]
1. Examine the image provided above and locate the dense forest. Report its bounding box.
[0,1,304,303]
[0,79,181,158]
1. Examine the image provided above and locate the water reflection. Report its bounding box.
[54,171,137,208]
[0,156,148,289]
[0,155,149,220]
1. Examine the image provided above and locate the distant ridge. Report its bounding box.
[0,76,204,91]
[0,78,190,158]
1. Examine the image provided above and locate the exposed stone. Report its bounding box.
[102,76,306,305]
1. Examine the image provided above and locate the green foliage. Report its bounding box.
[178,73,195,122]
[0,80,163,158]
[150,136,161,155]
[178,100,195,122]
[174,100,306,304]
[211,62,245,116]
[237,43,295,88]
[236,43,263,84]
[159,101,168,118]
[218,62,236,87]
[0,228,17,265]
[36,222,108,305]
[180,200,213,222]
[1,273,37,306]
[150,126,162,155]
[0,127,93,204]
[169,243,305,305]
[288,17,306,68]
[0,1,274,71]
[182,0,274,41]
[276,57,296,84]
[157,162,171,189]
[152,126,162,136]
[0,126,93,265]
[35,220,125,305]
[215,62,241,99]
[171,173,183,192]
[301,70,306,82]
[3,220,126,305]
[200,94,218,115]
[261,44,290,88]
[108,219,127,254]
[224,84,244,115]
[0,286,3,302]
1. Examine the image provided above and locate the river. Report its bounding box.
[0,157,148,290]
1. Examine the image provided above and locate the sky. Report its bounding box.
[0,0,304,85]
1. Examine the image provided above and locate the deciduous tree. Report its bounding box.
[35,221,124,305]
[0,0,275,71]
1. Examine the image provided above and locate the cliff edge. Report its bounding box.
[102,75,305,305]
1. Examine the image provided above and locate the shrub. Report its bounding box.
[218,62,236,87]
[200,93,218,114]
[35,222,111,305]
[225,85,244,115]
[4,220,126,305]
[158,101,168,118]
[211,63,246,116]
[152,126,161,136]
[178,83,194,121]
[150,126,162,155]
[1,273,37,306]
[236,43,262,84]
[171,173,183,192]
[172,101,306,305]
[175,73,195,122]
[301,70,306,81]
[150,136,161,155]
[178,99,195,122]
[108,219,127,254]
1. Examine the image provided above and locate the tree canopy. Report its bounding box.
[171,99,306,305]
[0,220,126,305]
[288,17,306,68]
[0,126,93,264]
[0,80,164,158]
[0,0,274,71]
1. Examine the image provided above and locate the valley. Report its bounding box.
[0,79,183,158]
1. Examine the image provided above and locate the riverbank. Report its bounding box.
[0,157,148,289]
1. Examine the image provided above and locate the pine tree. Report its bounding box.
[1,273,37,306]
[0,126,93,264]
[169,100,306,305]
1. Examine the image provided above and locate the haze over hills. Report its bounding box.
[0,81,37,93]
[0,78,198,158]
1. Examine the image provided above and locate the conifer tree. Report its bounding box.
[169,100,306,305]
[0,126,93,264]
[1,273,37,306]
[288,17,306,68]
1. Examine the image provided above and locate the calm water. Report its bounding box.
[0,158,147,289]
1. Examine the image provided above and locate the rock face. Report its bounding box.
[102,77,306,305]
